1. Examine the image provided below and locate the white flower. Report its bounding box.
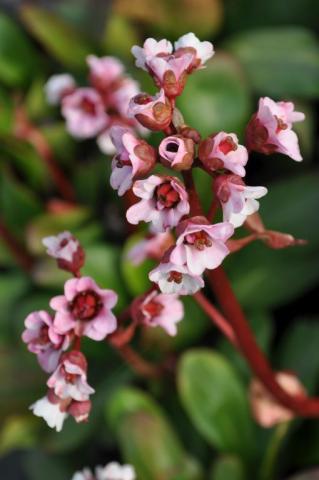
[71,468,94,480]
[149,262,204,295]
[42,231,79,263]
[96,462,136,480]
[174,32,214,68]
[30,395,67,432]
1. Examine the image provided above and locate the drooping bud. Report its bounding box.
[179,125,202,144]
[128,89,172,131]
[159,135,194,171]
[42,231,85,276]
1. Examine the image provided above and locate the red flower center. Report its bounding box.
[143,300,163,318]
[69,290,102,321]
[168,271,183,283]
[135,93,153,105]
[80,97,97,116]
[156,182,180,208]
[218,136,238,155]
[61,365,78,384]
[275,116,288,133]
[38,325,50,345]
[185,230,213,251]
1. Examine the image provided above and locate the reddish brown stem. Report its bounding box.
[14,107,75,203]
[0,216,34,272]
[207,267,319,417]
[182,171,203,216]
[193,291,237,345]
[114,344,162,378]
[207,197,219,222]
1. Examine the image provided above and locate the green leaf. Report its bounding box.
[0,273,29,339]
[20,6,94,69]
[225,27,319,98]
[0,13,39,86]
[227,173,319,309]
[103,14,139,59]
[0,87,13,134]
[121,232,154,297]
[276,320,319,393]
[178,349,255,462]
[210,455,245,480]
[177,54,252,137]
[106,387,203,480]
[0,415,38,455]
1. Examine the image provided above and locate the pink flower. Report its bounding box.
[159,135,194,170]
[96,462,136,480]
[148,54,193,97]
[50,276,118,341]
[149,260,204,295]
[199,132,248,177]
[250,372,306,428]
[87,55,124,91]
[22,310,69,373]
[68,399,92,423]
[126,175,190,233]
[132,38,173,70]
[42,231,85,274]
[127,232,174,266]
[170,216,234,275]
[47,351,94,402]
[30,391,68,432]
[214,175,268,228]
[110,126,156,196]
[62,87,108,139]
[246,97,305,161]
[174,32,214,71]
[44,73,76,105]
[140,290,184,336]
[128,89,172,131]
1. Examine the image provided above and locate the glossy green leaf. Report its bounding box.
[177,54,252,137]
[0,87,13,134]
[178,349,255,461]
[227,173,319,309]
[0,12,38,86]
[276,320,319,393]
[210,455,245,480]
[0,273,29,339]
[107,387,203,480]
[20,6,94,69]
[225,27,319,98]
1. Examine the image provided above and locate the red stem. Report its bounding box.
[14,107,76,203]
[182,171,203,216]
[114,344,162,378]
[193,291,237,345]
[207,267,319,417]
[0,216,34,272]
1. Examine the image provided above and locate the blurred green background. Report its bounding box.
[0,1,319,479]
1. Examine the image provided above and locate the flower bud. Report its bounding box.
[159,135,194,171]
[68,399,92,423]
[179,125,201,143]
[128,89,172,131]
[42,231,85,276]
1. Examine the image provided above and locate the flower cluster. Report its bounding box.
[72,461,136,480]
[45,55,142,154]
[23,232,118,431]
[109,32,304,311]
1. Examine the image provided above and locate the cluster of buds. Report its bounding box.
[72,461,136,480]
[109,32,304,326]
[45,55,143,154]
[23,232,118,431]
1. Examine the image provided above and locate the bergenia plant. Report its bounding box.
[23,32,319,441]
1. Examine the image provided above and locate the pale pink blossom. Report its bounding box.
[174,32,214,70]
[62,87,108,139]
[42,231,85,274]
[159,135,194,170]
[47,351,94,402]
[246,97,305,161]
[132,38,173,71]
[214,175,268,228]
[199,132,248,177]
[170,217,234,275]
[44,73,75,105]
[127,232,174,266]
[87,55,124,91]
[250,372,306,428]
[148,53,193,97]
[50,276,118,341]
[126,175,190,233]
[140,290,184,336]
[128,89,172,131]
[30,393,67,432]
[111,77,140,117]
[149,261,204,295]
[72,468,94,480]
[110,126,156,196]
[96,462,136,480]
[22,310,69,373]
